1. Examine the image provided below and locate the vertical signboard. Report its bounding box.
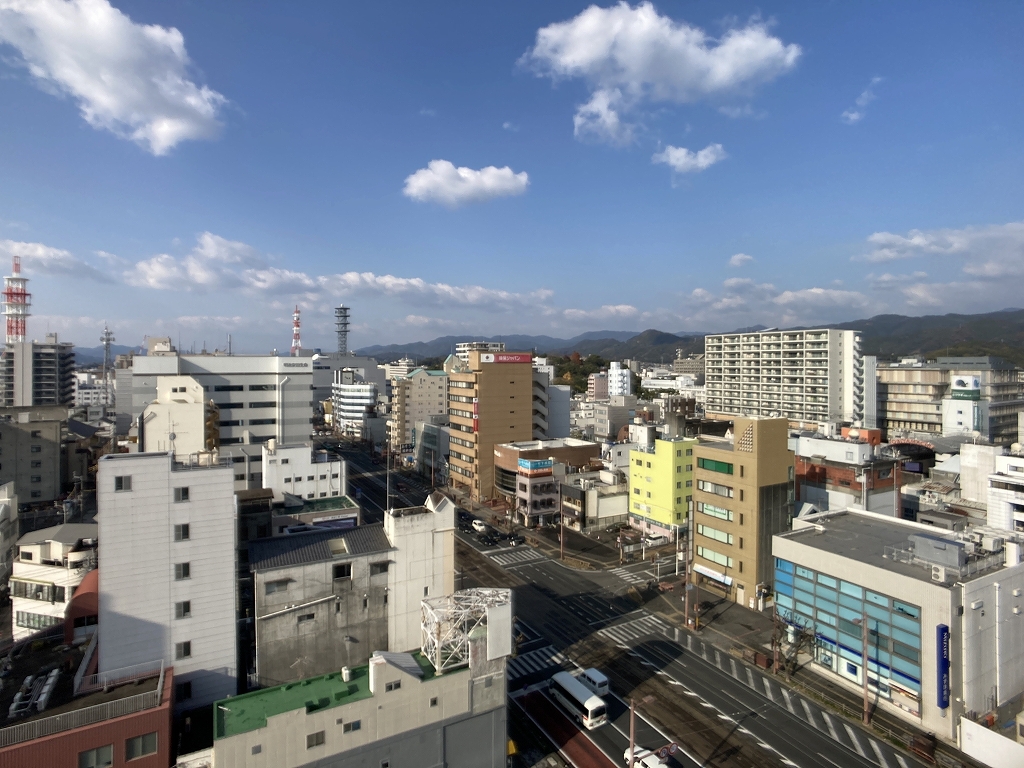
[936,623,950,709]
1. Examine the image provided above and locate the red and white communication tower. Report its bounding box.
[2,256,31,344]
[290,305,302,356]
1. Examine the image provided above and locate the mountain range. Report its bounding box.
[355,308,1024,367]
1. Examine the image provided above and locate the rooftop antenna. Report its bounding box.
[2,255,30,344]
[291,305,302,356]
[100,324,115,405]
[334,304,350,355]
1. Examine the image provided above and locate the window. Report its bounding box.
[697,458,733,474]
[635,459,642,466]
[385,680,401,692]
[697,480,732,497]
[30,490,41,498]
[333,563,352,580]
[250,418,276,425]
[19,551,31,561]
[173,524,190,541]
[79,745,113,768]
[114,475,132,491]
[175,641,191,659]
[249,401,276,408]
[307,731,326,749]
[307,475,314,481]
[176,681,192,701]
[30,445,42,453]
[174,487,190,502]
[30,475,41,483]
[16,611,62,630]
[214,384,243,392]
[676,449,682,457]
[30,460,40,468]
[633,488,640,495]
[281,458,290,464]
[686,448,693,456]
[297,613,315,623]
[251,745,262,755]
[430,696,438,707]
[343,720,361,733]
[265,579,289,595]
[30,430,41,438]
[125,732,158,760]
[370,562,389,575]
[175,601,191,619]
[249,384,277,391]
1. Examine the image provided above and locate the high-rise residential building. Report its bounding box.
[673,352,705,381]
[455,341,505,363]
[97,451,238,710]
[10,523,97,641]
[1,333,75,408]
[987,451,1024,532]
[587,370,608,401]
[628,437,697,538]
[125,348,314,489]
[877,356,1024,445]
[445,351,533,502]
[607,361,632,397]
[691,417,794,609]
[0,405,65,504]
[388,368,447,450]
[704,329,867,426]
[531,368,571,439]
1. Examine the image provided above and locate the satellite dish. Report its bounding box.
[168,432,176,441]
[848,429,860,439]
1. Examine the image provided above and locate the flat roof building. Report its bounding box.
[774,509,1024,741]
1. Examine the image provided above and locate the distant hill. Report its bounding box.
[345,308,1024,367]
[74,344,138,367]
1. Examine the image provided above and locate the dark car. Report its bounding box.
[457,522,472,533]
[477,535,498,547]
[396,482,409,493]
[457,509,471,521]
[508,534,526,547]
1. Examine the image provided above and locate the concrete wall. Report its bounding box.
[959,717,1024,768]
[262,443,346,499]
[97,452,238,708]
[0,411,62,503]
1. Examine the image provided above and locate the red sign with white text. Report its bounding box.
[481,353,532,364]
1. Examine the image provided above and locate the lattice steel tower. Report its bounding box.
[334,305,350,355]
[2,256,31,344]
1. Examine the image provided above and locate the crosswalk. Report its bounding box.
[609,566,648,585]
[677,633,911,768]
[598,613,673,645]
[507,645,568,681]
[490,547,544,567]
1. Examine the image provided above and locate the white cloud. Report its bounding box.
[728,252,753,267]
[502,121,520,132]
[860,221,1024,277]
[718,104,766,119]
[521,2,800,143]
[841,76,882,125]
[0,0,226,155]
[419,108,436,117]
[772,287,871,309]
[402,160,529,208]
[573,88,633,145]
[652,143,726,174]
[562,304,640,321]
[0,238,109,281]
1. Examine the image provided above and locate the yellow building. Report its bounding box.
[445,351,534,502]
[691,417,794,609]
[628,437,697,537]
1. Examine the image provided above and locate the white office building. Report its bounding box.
[455,341,504,363]
[988,452,1024,532]
[97,451,238,709]
[705,328,869,426]
[262,440,347,500]
[607,361,632,397]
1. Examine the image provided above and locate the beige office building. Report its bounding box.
[691,417,794,609]
[388,368,447,450]
[445,352,533,502]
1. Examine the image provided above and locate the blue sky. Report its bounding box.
[1,1,1023,352]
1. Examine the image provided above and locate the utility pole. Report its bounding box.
[559,511,564,561]
[861,612,871,725]
[628,698,636,767]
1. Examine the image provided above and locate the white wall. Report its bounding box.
[262,443,346,499]
[97,452,238,708]
[960,717,1024,768]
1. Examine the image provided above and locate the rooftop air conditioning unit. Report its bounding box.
[967,531,984,544]
[982,536,1004,554]
[931,565,946,583]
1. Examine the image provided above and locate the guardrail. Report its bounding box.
[77,658,164,695]
[72,633,99,694]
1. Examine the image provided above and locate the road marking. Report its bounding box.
[714,650,722,668]
[870,739,892,768]
[738,727,752,735]
[700,701,716,708]
[820,711,840,742]
[729,658,738,678]
[896,755,910,768]
[800,698,819,728]
[718,714,735,723]
[746,667,756,689]
[683,690,699,696]
[781,687,797,714]
[762,677,775,701]
[843,723,869,759]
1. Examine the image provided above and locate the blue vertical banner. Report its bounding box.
[936,624,950,709]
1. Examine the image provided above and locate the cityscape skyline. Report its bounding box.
[1,1,1022,352]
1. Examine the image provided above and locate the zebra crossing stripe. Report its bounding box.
[843,723,869,759]
[870,738,892,768]
[821,712,840,742]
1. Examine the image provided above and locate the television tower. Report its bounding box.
[334,305,350,355]
[290,305,302,356]
[2,256,31,344]
[100,324,115,405]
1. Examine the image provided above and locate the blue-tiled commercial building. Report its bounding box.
[773,510,1024,741]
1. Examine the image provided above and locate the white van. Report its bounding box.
[580,667,609,697]
[644,534,669,547]
[471,519,489,533]
[624,746,666,766]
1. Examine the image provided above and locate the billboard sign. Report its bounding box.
[693,563,733,586]
[950,376,981,400]
[518,458,553,471]
[937,623,950,709]
[480,353,532,364]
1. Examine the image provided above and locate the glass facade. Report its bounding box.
[774,557,922,717]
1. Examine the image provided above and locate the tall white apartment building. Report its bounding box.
[607,361,632,397]
[388,368,447,449]
[125,352,313,489]
[97,451,238,709]
[988,452,1024,532]
[455,341,504,363]
[705,329,867,425]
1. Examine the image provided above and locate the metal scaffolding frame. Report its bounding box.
[421,588,511,674]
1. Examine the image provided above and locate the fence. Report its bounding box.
[77,658,164,695]
[71,632,99,694]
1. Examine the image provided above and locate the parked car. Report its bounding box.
[457,509,471,521]
[508,534,526,547]
[457,522,472,533]
[471,519,489,533]
[477,535,498,547]
[643,535,669,547]
[606,522,629,533]
[623,747,666,766]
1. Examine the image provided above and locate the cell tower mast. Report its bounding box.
[290,305,302,356]
[334,305,350,355]
[2,256,31,344]
[100,324,115,405]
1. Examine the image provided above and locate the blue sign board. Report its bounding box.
[936,624,950,709]
[518,458,553,471]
